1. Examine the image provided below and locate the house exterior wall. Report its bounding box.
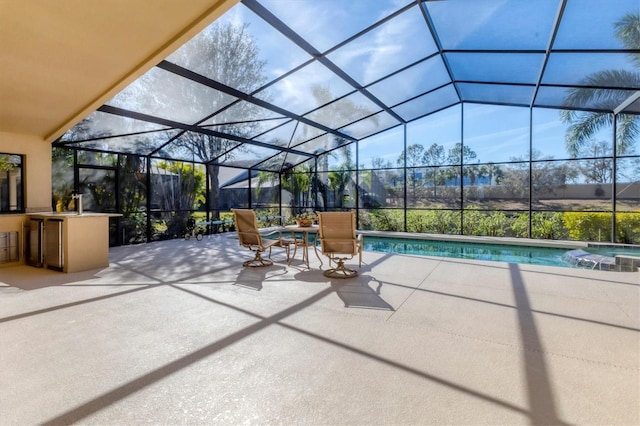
[0,131,52,265]
[0,131,51,212]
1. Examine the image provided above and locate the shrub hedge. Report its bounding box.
[360,209,640,244]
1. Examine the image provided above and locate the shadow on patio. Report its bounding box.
[0,234,637,425]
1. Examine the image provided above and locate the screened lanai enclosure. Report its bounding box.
[53,0,640,246]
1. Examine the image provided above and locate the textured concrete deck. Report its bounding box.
[1,233,638,425]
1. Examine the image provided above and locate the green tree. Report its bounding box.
[282,164,313,216]
[51,148,75,211]
[165,22,268,219]
[447,142,480,184]
[119,155,148,243]
[421,143,446,199]
[423,143,446,167]
[328,167,352,209]
[0,154,16,172]
[397,144,425,168]
[397,144,426,202]
[59,21,269,225]
[439,142,479,187]
[501,149,578,203]
[370,157,392,169]
[154,161,205,210]
[309,85,374,209]
[153,161,206,237]
[561,13,640,157]
[446,142,477,165]
[576,140,613,183]
[479,162,503,186]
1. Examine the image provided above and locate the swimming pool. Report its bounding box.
[362,236,578,268]
[586,245,640,257]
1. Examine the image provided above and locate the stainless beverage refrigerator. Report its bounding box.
[44,218,63,271]
[27,218,44,267]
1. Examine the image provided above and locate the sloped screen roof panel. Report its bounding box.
[554,0,640,49]
[166,2,312,91]
[425,0,559,50]
[392,85,460,122]
[326,5,438,87]
[458,83,535,106]
[253,61,355,116]
[447,53,545,85]
[543,53,640,88]
[367,56,451,107]
[259,0,409,53]
[57,0,640,171]
[106,67,236,124]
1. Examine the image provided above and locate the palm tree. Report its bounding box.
[561,13,640,157]
[328,167,352,208]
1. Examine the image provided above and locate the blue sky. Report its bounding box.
[206,0,629,169]
[157,0,637,172]
[358,103,617,168]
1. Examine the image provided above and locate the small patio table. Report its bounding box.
[284,224,322,268]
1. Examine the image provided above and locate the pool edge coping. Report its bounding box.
[358,230,587,249]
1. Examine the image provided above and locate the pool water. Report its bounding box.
[362,237,573,268]
[586,245,640,257]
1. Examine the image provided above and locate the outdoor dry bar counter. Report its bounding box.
[26,212,118,273]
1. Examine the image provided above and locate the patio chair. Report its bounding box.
[317,211,363,278]
[232,209,290,267]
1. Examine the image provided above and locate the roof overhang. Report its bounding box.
[0,0,238,142]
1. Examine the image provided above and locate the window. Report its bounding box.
[0,153,24,213]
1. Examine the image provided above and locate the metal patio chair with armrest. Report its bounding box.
[232,209,291,267]
[317,211,363,278]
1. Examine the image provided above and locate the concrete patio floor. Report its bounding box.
[1,233,638,425]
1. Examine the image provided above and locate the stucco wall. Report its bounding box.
[0,131,51,212]
[0,132,52,264]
